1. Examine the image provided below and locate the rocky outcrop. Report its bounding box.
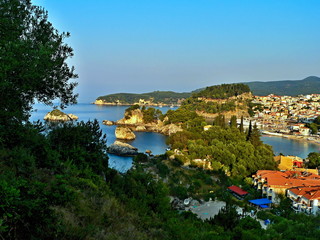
[159,123,182,135]
[135,125,147,131]
[108,141,138,156]
[44,109,78,121]
[102,120,114,126]
[115,126,136,140]
[116,109,144,125]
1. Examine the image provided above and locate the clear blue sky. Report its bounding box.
[33,0,320,102]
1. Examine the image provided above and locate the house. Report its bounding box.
[227,185,248,199]
[253,170,320,204]
[287,186,320,215]
[274,155,304,170]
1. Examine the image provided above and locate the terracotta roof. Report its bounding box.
[255,170,320,189]
[228,185,248,196]
[289,186,320,200]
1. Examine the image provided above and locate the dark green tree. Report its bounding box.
[239,116,244,132]
[230,115,237,128]
[0,0,78,124]
[246,120,252,140]
[208,203,240,230]
[249,123,262,147]
[307,152,320,168]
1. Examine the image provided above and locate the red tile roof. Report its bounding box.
[228,185,248,196]
[289,186,320,200]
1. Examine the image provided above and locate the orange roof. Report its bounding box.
[255,170,320,189]
[289,186,320,200]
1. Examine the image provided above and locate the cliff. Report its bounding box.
[115,126,136,140]
[104,108,182,136]
[44,109,78,121]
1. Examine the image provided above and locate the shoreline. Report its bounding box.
[93,102,181,107]
[262,132,320,146]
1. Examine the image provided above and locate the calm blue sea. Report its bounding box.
[261,135,320,159]
[30,103,177,172]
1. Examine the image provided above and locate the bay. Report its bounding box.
[30,103,177,172]
[261,135,320,159]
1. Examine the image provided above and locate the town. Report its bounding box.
[252,94,320,140]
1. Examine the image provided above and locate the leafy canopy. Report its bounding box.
[0,0,78,123]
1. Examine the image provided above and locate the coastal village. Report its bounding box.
[251,94,320,140]
[226,94,320,216]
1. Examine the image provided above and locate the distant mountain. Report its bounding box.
[244,76,320,96]
[96,76,320,105]
[96,91,191,105]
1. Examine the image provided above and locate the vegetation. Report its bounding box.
[306,152,320,168]
[246,76,320,96]
[97,91,191,105]
[2,1,320,239]
[193,83,250,99]
[125,105,164,123]
[49,109,67,116]
[0,0,78,125]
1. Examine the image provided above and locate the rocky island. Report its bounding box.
[107,141,138,156]
[104,106,183,137]
[44,109,78,121]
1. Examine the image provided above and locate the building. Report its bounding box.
[253,170,320,204]
[287,186,320,215]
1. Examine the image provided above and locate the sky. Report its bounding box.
[33,0,320,102]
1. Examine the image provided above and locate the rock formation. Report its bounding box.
[102,120,114,126]
[106,108,182,136]
[115,126,136,140]
[44,109,78,121]
[116,109,144,125]
[107,141,138,156]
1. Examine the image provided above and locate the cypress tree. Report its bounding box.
[230,115,237,128]
[239,116,244,132]
[246,120,252,140]
[249,122,262,147]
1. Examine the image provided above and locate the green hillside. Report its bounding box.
[244,76,320,96]
[97,91,191,104]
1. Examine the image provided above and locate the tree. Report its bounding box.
[307,152,320,168]
[208,203,240,230]
[249,123,262,147]
[230,115,237,128]
[0,0,78,124]
[239,116,244,132]
[246,120,252,140]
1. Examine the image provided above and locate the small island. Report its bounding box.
[44,109,78,121]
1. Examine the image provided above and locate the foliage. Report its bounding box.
[0,0,78,124]
[97,91,191,104]
[208,203,240,230]
[142,107,163,123]
[246,76,320,96]
[168,124,276,177]
[307,152,320,168]
[182,97,238,114]
[193,83,250,99]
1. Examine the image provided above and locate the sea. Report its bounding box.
[30,103,177,172]
[30,103,320,172]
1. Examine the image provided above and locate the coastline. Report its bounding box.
[93,101,181,108]
[262,132,320,146]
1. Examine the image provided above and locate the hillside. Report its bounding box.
[96,91,191,105]
[245,76,320,96]
[96,77,320,105]
[182,83,252,119]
